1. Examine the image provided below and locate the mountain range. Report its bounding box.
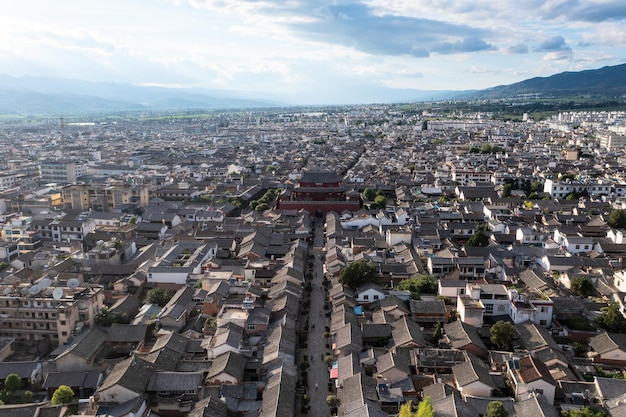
[466,63,626,99]
[0,62,625,115]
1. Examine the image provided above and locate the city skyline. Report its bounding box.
[2,0,626,104]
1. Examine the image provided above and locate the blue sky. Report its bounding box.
[1,0,625,104]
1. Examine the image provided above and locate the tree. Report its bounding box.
[432,322,443,344]
[485,400,508,417]
[363,188,376,201]
[4,373,21,393]
[417,396,434,417]
[374,194,387,208]
[51,385,74,405]
[338,260,380,290]
[490,320,515,349]
[399,401,415,417]
[502,183,512,198]
[571,276,594,297]
[398,275,439,298]
[466,230,489,247]
[144,288,173,307]
[607,209,626,229]
[594,302,626,333]
[561,407,610,417]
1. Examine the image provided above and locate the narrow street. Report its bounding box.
[305,219,330,417]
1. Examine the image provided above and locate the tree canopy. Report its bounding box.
[608,209,626,229]
[51,385,74,405]
[571,276,594,297]
[338,260,380,290]
[4,373,21,392]
[144,288,174,307]
[561,406,610,417]
[490,320,515,349]
[466,230,489,247]
[485,401,509,417]
[363,187,376,201]
[417,396,434,417]
[374,194,387,208]
[397,275,439,298]
[594,302,626,333]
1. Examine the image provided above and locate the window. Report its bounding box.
[60,321,66,326]
[363,295,369,300]
[61,331,67,336]
[539,320,547,326]
[373,295,379,300]
[247,323,255,331]
[575,245,580,249]
[498,305,506,312]
[484,303,494,314]
[540,306,547,313]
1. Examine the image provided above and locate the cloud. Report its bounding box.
[535,35,571,52]
[284,3,491,57]
[431,37,494,54]
[507,43,529,54]
[540,0,626,22]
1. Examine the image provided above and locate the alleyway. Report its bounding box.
[305,219,331,417]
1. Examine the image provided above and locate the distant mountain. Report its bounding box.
[468,63,626,99]
[0,75,284,115]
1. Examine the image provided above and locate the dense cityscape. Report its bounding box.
[1,105,626,417]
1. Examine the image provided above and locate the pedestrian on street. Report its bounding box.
[315,382,318,390]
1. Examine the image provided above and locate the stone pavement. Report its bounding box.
[304,219,331,417]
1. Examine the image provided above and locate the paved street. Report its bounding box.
[305,219,331,417]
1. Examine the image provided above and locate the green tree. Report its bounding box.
[502,183,512,198]
[363,188,376,200]
[432,322,443,344]
[530,181,543,193]
[374,194,387,208]
[485,400,509,417]
[417,396,434,417]
[144,288,173,307]
[594,302,626,333]
[338,260,380,290]
[4,373,21,393]
[490,320,515,349]
[561,406,610,417]
[399,401,416,417]
[607,209,626,229]
[51,385,74,405]
[398,275,439,298]
[466,230,489,247]
[22,390,33,403]
[571,276,594,297]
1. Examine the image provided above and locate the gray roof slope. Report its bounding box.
[96,356,154,395]
[106,323,147,343]
[590,332,626,355]
[444,320,487,351]
[207,351,247,381]
[56,327,108,361]
[452,353,496,389]
[147,371,203,391]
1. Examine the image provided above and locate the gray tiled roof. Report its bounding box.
[452,353,496,389]
[188,397,228,417]
[207,351,247,381]
[96,356,154,395]
[444,320,487,352]
[106,323,147,343]
[590,332,626,355]
[147,371,203,392]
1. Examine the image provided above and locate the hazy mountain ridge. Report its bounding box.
[0,62,625,115]
[467,63,626,99]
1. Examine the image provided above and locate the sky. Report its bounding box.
[1,0,626,104]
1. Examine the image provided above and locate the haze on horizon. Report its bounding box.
[1,0,626,105]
